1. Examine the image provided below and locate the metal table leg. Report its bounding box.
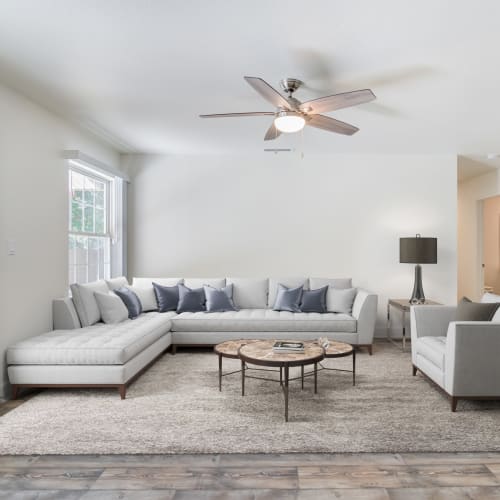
[284,365,289,422]
[301,365,304,390]
[218,354,222,391]
[241,359,245,396]
[314,362,318,394]
[353,349,356,386]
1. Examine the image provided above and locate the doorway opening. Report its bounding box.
[481,195,500,295]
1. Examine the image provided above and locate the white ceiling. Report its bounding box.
[2,0,500,155]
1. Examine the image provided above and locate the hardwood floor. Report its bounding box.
[0,453,500,498]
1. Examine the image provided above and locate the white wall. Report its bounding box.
[458,170,500,300]
[125,153,458,334]
[0,83,120,398]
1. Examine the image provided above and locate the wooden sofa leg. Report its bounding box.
[171,345,177,355]
[11,385,19,400]
[412,365,417,376]
[451,396,458,412]
[119,385,126,400]
[367,345,373,355]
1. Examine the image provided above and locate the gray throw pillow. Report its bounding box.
[327,287,357,314]
[456,297,500,321]
[114,287,143,319]
[300,286,328,313]
[273,284,303,313]
[204,284,237,312]
[177,284,206,313]
[153,282,179,312]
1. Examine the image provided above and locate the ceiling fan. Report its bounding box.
[200,76,376,141]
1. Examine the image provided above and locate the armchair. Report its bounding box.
[410,305,500,411]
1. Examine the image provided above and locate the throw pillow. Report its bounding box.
[327,287,357,314]
[94,291,129,324]
[177,284,206,313]
[114,287,143,319]
[456,297,500,321]
[70,280,110,326]
[273,284,303,313]
[153,282,180,312]
[300,286,328,313]
[204,284,237,312]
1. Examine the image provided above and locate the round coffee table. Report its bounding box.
[213,339,261,391]
[321,340,356,386]
[238,340,325,422]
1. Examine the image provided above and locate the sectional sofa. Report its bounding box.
[7,277,377,399]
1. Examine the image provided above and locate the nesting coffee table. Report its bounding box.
[214,339,356,422]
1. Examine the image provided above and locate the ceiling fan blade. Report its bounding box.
[264,121,281,141]
[200,112,275,118]
[244,77,292,110]
[300,89,375,114]
[307,114,359,135]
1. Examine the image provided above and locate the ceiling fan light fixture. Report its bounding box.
[274,111,305,133]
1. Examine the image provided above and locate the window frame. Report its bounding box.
[68,164,115,284]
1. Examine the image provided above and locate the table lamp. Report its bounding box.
[399,234,437,304]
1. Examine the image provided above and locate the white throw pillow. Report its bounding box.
[327,287,357,314]
[70,280,110,326]
[127,286,158,312]
[226,278,269,309]
[94,291,128,324]
[106,276,129,291]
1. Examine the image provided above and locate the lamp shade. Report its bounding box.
[400,235,437,264]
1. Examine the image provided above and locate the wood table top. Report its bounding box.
[238,340,325,367]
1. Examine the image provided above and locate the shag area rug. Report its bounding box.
[2,342,500,455]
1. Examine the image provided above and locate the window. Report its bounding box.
[68,167,112,284]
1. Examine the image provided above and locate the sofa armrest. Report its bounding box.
[410,305,456,342]
[444,322,500,396]
[352,289,378,345]
[53,298,81,330]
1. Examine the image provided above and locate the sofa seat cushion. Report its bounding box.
[172,309,356,333]
[7,312,175,366]
[415,336,447,370]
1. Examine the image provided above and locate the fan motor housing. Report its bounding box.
[280,78,303,94]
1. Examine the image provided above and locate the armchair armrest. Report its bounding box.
[352,289,378,345]
[445,322,500,396]
[53,298,81,330]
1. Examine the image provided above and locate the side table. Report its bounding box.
[387,299,441,351]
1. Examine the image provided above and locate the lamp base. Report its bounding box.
[409,264,426,304]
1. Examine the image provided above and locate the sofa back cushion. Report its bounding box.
[70,280,110,327]
[127,286,158,312]
[268,277,309,307]
[106,276,129,290]
[184,278,226,289]
[226,278,268,309]
[309,277,352,290]
[132,277,183,287]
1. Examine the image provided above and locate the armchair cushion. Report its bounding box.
[415,336,446,370]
